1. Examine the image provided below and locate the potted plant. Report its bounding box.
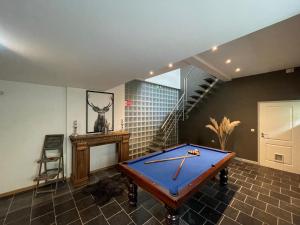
[206,117,240,150]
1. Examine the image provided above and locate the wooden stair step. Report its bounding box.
[190,95,200,100]
[34,168,63,181]
[37,157,60,163]
[152,141,164,147]
[204,77,216,84]
[195,90,205,95]
[147,145,163,152]
[199,84,209,89]
[187,100,196,105]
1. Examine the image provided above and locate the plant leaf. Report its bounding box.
[210,117,219,131]
[206,124,218,135]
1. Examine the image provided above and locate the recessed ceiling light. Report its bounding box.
[225,59,231,64]
[168,63,173,68]
[212,46,218,51]
[149,71,154,75]
[235,68,241,72]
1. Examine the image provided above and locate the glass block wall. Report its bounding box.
[125,80,179,159]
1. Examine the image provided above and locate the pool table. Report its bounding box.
[118,144,235,225]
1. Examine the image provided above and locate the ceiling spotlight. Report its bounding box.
[149,71,154,75]
[168,63,173,68]
[212,46,218,51]
[225,59,231,64]
[235,68,241,72]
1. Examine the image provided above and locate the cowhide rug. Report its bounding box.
[83,174,128,205]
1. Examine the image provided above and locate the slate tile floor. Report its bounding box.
[1,159,300,225]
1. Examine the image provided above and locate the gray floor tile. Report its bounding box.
[1,161,300,225]
[101,201,122,219]
[107,211,132,225]
[129,207,152,225]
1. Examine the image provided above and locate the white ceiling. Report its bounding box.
[0,1,300,89]
[189,14,300,80]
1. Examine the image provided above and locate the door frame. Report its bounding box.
[257,100,300,166]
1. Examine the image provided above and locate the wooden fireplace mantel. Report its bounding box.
[70,131,130,187]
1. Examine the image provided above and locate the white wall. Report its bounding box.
[0,80,125,194]
[146,69,181,89]
[0,80,66,194]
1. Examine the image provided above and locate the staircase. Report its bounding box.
[148,66,219,152]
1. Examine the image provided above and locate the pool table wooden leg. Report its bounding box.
[128,180,137,206]
[220,167,228,186]
[166,207,179,225]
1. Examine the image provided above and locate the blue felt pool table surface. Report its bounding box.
[127,144,230,195]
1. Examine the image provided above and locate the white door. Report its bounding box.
[259,101,300,174]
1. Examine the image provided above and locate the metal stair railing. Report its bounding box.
[160,66,195,147]
[158,66,219,148]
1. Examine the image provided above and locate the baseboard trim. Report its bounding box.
[0,184,36,198]
[235,157,259,165]
[90,164,117,174]
[0,164,118,198]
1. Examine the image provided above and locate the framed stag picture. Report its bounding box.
[86,90,114,133]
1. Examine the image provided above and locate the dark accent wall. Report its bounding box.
[179,67,300,161]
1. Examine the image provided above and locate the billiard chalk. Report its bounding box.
[169,185,179,196]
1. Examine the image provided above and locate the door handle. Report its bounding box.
[261,132,268,138]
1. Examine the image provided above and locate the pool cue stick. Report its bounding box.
[144,155,197,164]
[173,155,187,180]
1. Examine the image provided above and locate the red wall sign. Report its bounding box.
[125,99,133,107]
